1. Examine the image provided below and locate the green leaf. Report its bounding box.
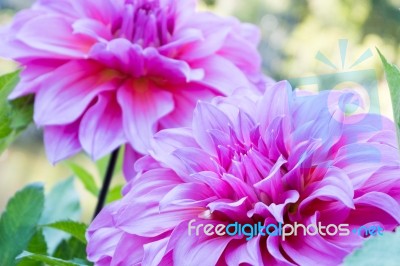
[44,220,87,244]
[53,238,88,263]
[106,184,123,204]
[0,71,33,154]
[67,163,99,196]
[18,230,48,266]
[17,252,86,266]
[0,183,45,266]
[378,49,400,146]
[40,177,80,254]
[9,95,34,130]
[343,229,400,265]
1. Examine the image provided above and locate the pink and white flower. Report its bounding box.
[87,81,400,265]
[0,0,265,162]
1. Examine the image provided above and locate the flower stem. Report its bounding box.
[92,148,120,220]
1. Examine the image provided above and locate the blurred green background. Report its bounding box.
[0,0,399,221]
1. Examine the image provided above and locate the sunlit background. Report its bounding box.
[1,0,399,221]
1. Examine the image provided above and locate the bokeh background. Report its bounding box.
[1,0,399,221]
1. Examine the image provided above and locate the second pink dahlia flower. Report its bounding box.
[87,81,400,265]
[0,0,265,162]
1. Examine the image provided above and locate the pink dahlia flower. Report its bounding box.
[0,0,265,162]
[87,81,400,265]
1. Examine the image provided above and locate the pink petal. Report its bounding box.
[79,92,125,160]
[16,14,92,57]
[170,220,233,266]
[34,60,118,126]
[117,80,174,153]
[191,55,252,96]
[43,119,81,164]
[192,101,232,156]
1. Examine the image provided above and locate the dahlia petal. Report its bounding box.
[159,28,203,57]
[16,14,91,57]
[79,92,125,160]
[207,197,252,223]
[117,80,174,154]
[89,39,145,77]
[86,227,123,265]
[170,221,232,266]
[144,48,192,83]
[353,192,400,223]
[180,13,231,60]
[191,55,252,96]
[87,203,124,264]
[126,169,181,200]
[8,59,64,99]
[217,25,261,74]
[70,0,120,24]
[109,234,145,266]
[34,60,116,125]
[193,101,232,156]
[225,236,263,266]
[266,235,297,266]
[73,18,113,42]
[160,183,216,211]
[191,171,232,198]
[222,174,259,203]
[282,231,348,266]
[172,147,220,176]
[258,80,292,135]
[142,237,169,266]
[43,120,81,164]
[300,167,355,210]
[159,84,217,128]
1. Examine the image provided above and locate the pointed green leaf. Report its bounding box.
[0,70,33,154]
[17,252,86,266]
[0,183,45,266]
[53,238,88,263]
[18,229,48,266]
[67,163,99,196]
[378,49,400,146]
[44,220,87,244]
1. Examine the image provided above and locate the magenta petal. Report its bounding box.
[144,48,192,83]
[192,101,232,156]
[117,80,174,154]
[16,14,91,57]
[354,192,400,223]
[225,236,264,266]
[142,237,169,266]
[160,183,215,211]
[43,120,81,164]
[79,92,125,160]
[257,80,292,135]
[34,61,117,126]
[159,84,217,128]
[191,55,252,96]
[170,220,232,266]
[72,18,112,42]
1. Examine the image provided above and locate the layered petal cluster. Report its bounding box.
[0,0,265,162]
[87,81,400,265]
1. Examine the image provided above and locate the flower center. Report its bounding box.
[116,1,174,47]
